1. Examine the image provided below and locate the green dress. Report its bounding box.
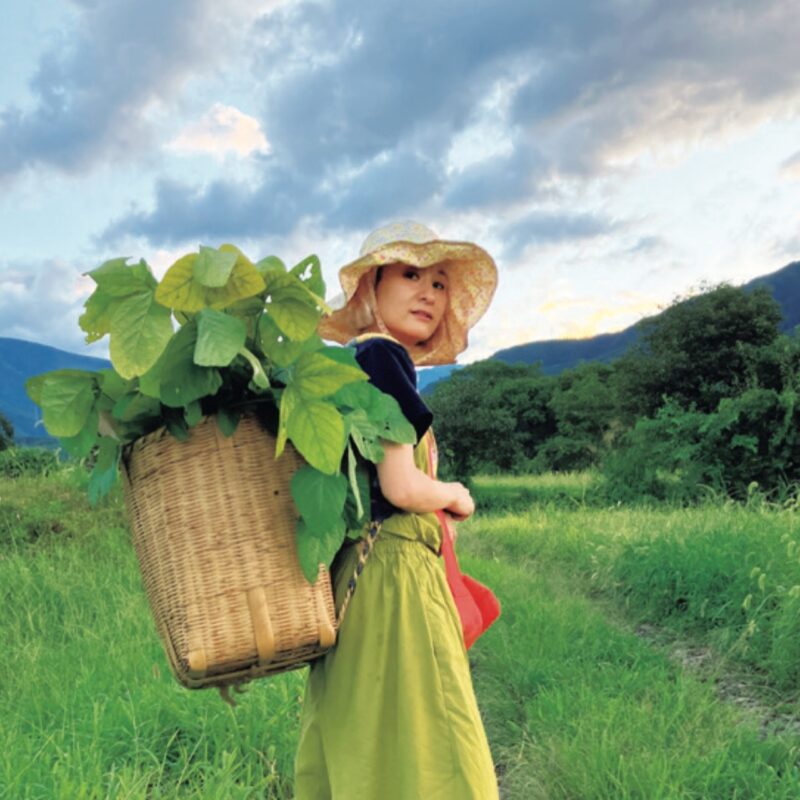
[293,429,499,799]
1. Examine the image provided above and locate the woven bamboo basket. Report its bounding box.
[120,412,338,690]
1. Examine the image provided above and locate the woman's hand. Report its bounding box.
[444,482,475,522]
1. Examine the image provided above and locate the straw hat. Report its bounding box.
[317,221,498,366]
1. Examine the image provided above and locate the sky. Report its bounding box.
[1,0,799,365]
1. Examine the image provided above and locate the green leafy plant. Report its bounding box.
[26,245,416,581]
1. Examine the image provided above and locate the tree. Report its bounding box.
[427,360,555,479]
[614,283,783,420]
[0,411,14,451]
[541,362,617,470]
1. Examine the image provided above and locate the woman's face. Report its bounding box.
[373,262,449,347]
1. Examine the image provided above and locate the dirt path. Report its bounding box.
[627,618,800,739]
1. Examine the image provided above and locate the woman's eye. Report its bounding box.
[404,270,419,280]
[434,281,446,291]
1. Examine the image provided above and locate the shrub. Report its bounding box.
[601,401,709,503]
[602,388,800,503]
[0,447,62,478]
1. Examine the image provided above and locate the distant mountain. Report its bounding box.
[4,260,799,438]
[416,328,639,391]
[418,260,800,391]
[0,338,110,445]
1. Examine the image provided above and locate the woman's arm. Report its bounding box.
[375,441,475,520]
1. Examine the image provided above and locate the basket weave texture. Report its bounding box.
[121,413,338,689]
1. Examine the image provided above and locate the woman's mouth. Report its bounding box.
[412,310,433,321]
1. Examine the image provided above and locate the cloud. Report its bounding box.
[102,145,443,243]
[624,236,667,255]
[511,1,800,170]
[780,151,800,180]
[326,148,443,227]
[0,0,245,180]
[771,231,800,260]
[102,0,800,249]
[101,166,317,245]
[167,104,271,159]
[0,259,104,356]
[499,210,620,260]
[443,141,548,210]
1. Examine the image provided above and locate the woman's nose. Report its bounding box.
[418,280,436,303]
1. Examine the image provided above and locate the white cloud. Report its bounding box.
[0,279,27,298]
[0,259,107,356]
[167,103,271,159]
[780,151,800,180]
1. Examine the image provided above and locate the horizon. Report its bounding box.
[4,252,799,368]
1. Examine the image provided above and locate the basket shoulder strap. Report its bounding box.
[336,520,381,627]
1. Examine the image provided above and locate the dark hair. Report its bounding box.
[374,266,383,285]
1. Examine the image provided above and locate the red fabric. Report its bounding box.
[426,432,501,649]
[435,509,501,649]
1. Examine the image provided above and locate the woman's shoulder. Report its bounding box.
[353,333,409,358]
[350,334,432,442]
[353,335,416,378]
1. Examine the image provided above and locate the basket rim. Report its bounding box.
[122,410,281,458]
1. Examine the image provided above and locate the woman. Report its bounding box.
[294,221,499,799]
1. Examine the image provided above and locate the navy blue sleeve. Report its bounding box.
[354,338,434,443]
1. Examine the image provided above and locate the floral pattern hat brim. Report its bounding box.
[317,221,498,366]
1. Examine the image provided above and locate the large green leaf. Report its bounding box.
[137,360,162,399]
[184,400,203,427]
[295,517,345,583]
[86,258,156,297]
[291,351,367,400]
[205,250,265,309]
[267,274,323,340]
[39,370,98,437]
[112,392,161,423]
[346,409,385,463]
[255,255,287,279]
[157,246,265,312]
[164,409,190,441]
[334,382,416,444]
[99,369,133,403]
[290,466,348,536]
[60,407,99,459]
[317,345,361,369]
[155,254,207,311]
[290,254,326,298]
[216,408,241,438]
[79,259,159,344]
[156,322,224,407]
[258,313,322,368]
[227,296,266,341]
[88,436,120,506]
[109,291,174,378]
[193,246,237,288]
[24,374,47,406]
[283,389,346,474]
[194,308,247,367]
[79,290,114,343]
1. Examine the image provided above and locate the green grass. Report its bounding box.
[469,474,800,692]
[1,472,303,798]
[4,467,800,797]
[470,469,604,512]
[462,547,800,798]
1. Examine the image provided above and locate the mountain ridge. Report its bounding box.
[3,260,799,438]
[417,260,800,390]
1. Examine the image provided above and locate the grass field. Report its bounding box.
[3,464,800,798]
